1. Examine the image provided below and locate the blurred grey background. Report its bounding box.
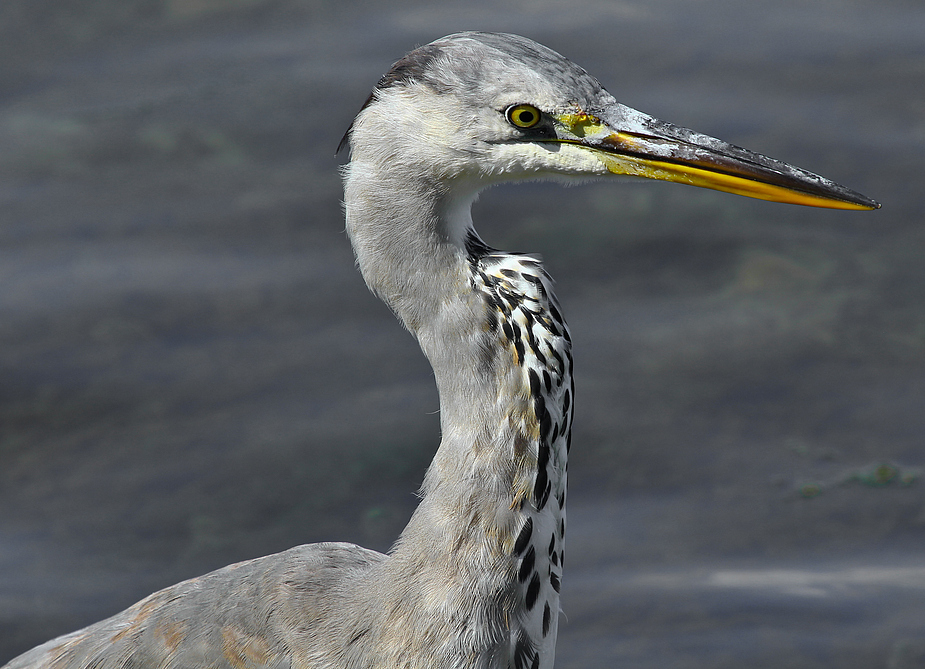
[1,1,923,667]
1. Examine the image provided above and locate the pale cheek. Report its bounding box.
[489,143,610,178]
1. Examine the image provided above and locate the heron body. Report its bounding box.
[4,32,876,669]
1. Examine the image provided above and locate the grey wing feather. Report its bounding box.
[4,543,385,669]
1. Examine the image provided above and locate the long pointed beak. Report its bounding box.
[558,104,880,211]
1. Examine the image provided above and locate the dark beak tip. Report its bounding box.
[850,192,881,211]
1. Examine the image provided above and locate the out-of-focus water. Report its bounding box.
[1,1,923,666]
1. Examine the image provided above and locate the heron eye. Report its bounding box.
[506,104,542,129]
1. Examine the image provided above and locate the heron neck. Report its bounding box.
[347,162,527,478]
[344,161,568,664]
[344,160,489,387]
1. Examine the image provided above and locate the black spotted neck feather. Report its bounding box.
[470,243,572,669]
[357,218,574,668]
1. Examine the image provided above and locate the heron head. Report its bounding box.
[342,32,878,211]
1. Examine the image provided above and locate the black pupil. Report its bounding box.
[518,109,535,125]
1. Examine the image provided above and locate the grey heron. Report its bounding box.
[4,31,878,669]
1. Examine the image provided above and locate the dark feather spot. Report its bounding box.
[537,441,549,470]
[524,324,538,352]
[533,467,548,508]
[528,369,541,397]
[514,338,525,366]
[530,342,547,367]
[518,546,535,582]
[549,302,562,324]
[514,517,533,555]
[550,573,561,593]
[526,573,541,610]
[542,602,551,636]
[538,481,551,509]
[533,393,547,426]
[540,410,551,443]
[548,534,556,556]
